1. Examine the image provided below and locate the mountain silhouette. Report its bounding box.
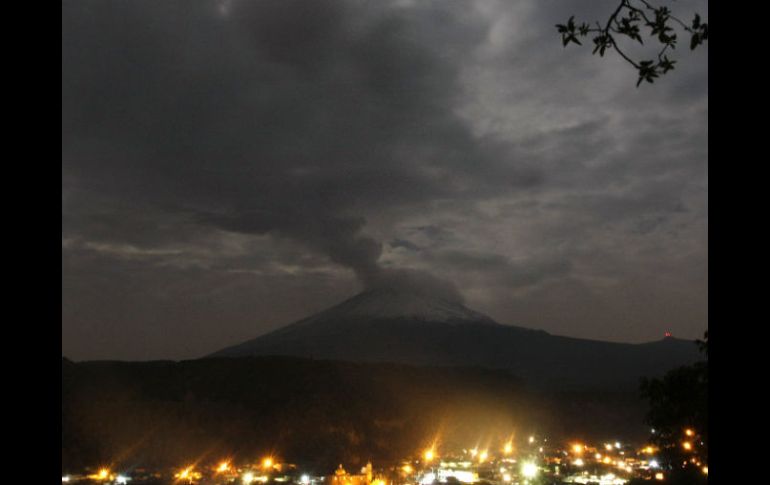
[210,287,700,390]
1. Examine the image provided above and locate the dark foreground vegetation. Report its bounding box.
[62,356,648,473]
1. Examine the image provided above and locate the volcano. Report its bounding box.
[209,287,701,390]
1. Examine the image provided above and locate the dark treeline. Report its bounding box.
[62,356,646,474]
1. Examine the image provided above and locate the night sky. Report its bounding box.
[62,0,708,361]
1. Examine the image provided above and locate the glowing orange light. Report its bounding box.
[572,444,584,454]
[503,442,513,454]
[217,461,231,473]
[478,450,489,463]
[655,472,664,480]
[424,449,435,462]
[174,467,201,481]
[682,441,693,451]
[87,469,115,482]
[402,465,413,474]
[263,458,274,469]
[685,429,694,437]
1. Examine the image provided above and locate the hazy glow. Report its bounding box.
[521,462,538,479]
[420,472,436,485]
[424,450,435,462]
[445,471,476,483]
[572,444,584,454]
[174,467,202,481]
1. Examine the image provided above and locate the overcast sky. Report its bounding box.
[62,0,708,361]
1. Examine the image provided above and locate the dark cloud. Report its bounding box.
[62,0,707,359]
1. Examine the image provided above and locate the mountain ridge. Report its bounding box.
[209,288,702,390]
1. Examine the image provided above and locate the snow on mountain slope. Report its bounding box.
[306,287,498,324]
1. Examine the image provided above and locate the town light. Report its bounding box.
[702,466,708,475]
[682,441,693,451]
[263,457,274,469]
[88,469,114,482]
[243,472,256,483]
[217,462,231,473]
[654,472,664,480]
[521,462,538,479]
[685,429,694,437]
[478,451,488,463]
[503,442,513,454]
[572,444,584,454]
[424,449,435,462]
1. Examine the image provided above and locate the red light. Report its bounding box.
[664,332,672,337]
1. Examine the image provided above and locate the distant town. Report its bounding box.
[62,429,706,485]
